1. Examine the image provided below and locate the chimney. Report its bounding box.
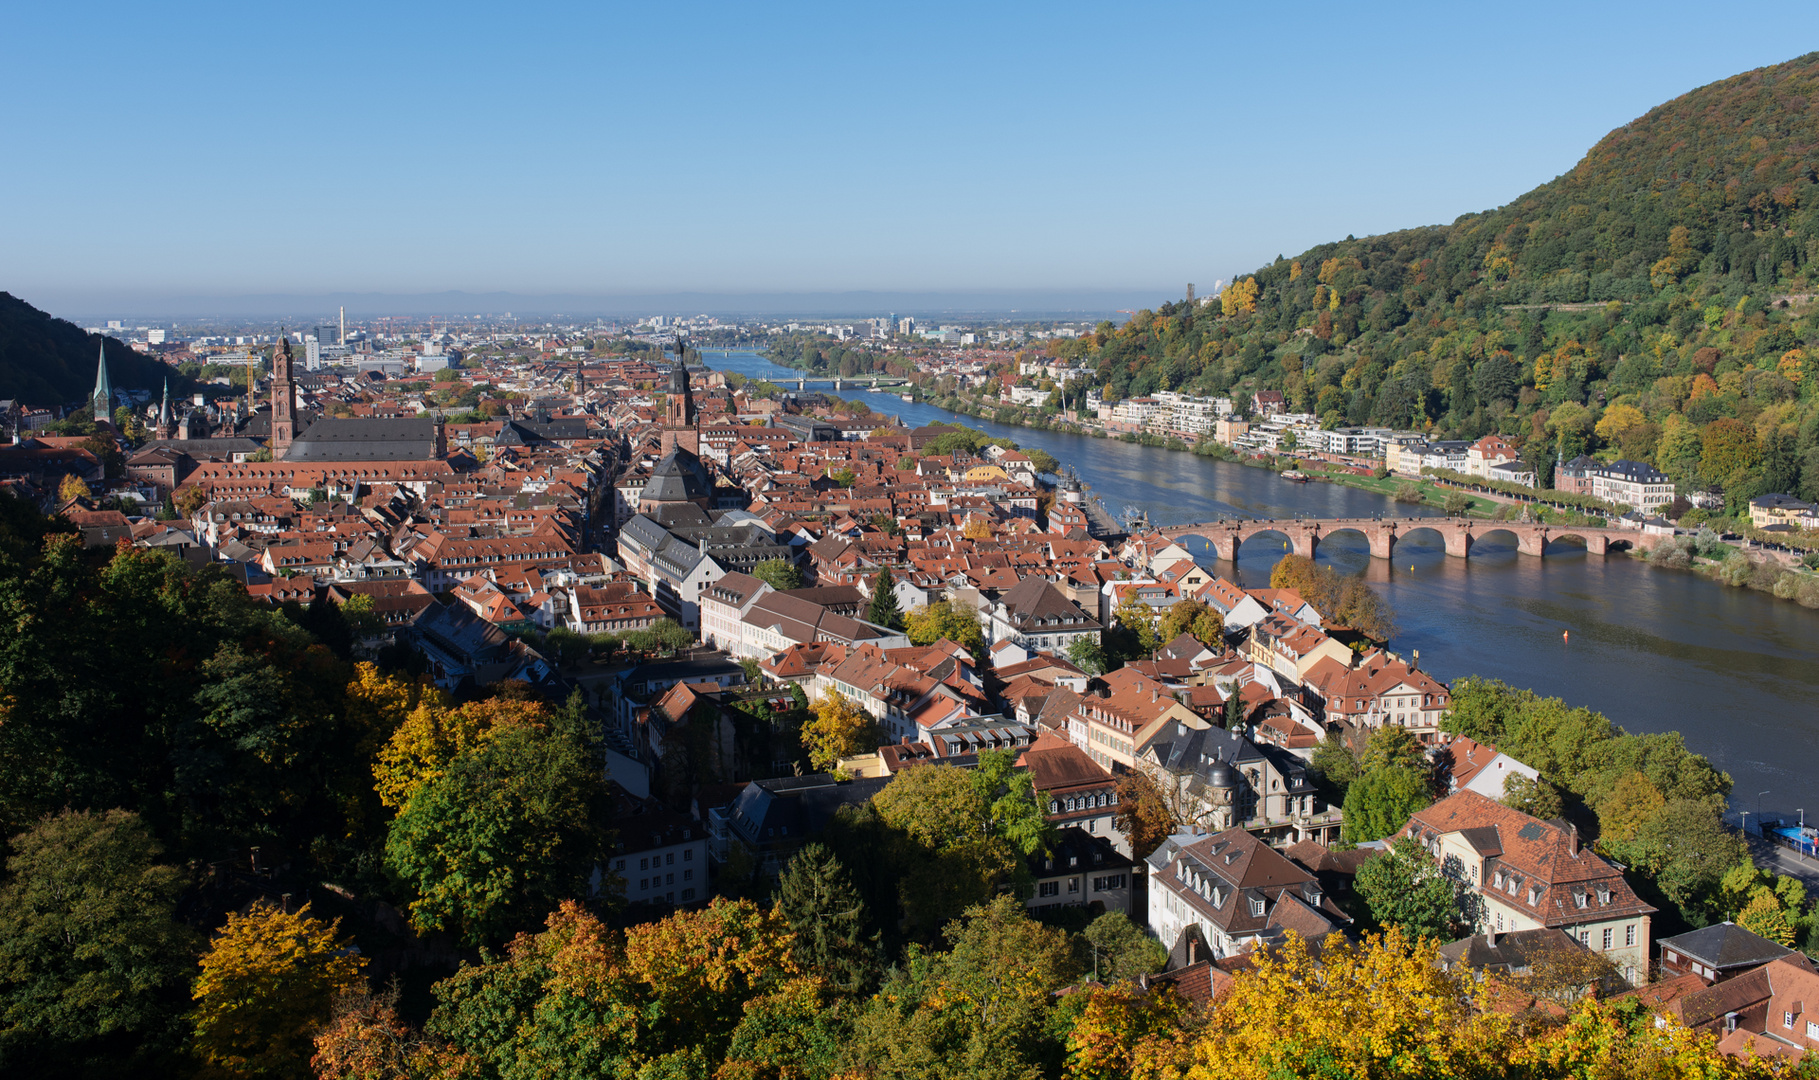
[1485,926,1497,948]
[1568,823,1580,856]
[1187,937,1199,964]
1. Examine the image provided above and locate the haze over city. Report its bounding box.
[8,1,1819,318]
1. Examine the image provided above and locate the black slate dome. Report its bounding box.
[643,444,713,504]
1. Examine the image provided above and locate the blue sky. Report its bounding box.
[6,2,1819,315]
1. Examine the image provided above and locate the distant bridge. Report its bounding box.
[1146,516,1657,561]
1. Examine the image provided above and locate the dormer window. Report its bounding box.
[1250,897,1266,916]
[1529,885,1543,905]
[1574,891,1588,910]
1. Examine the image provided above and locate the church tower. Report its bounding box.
[660,355,699,456]
[270,334,298,458]
[91,341,113,423]
[156,379,174,440]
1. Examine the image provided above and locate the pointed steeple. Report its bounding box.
[92,340,114,422]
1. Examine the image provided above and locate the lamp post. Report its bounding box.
[1758,790,1771,825]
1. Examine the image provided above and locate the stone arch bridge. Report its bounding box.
[1149,516,1654,562]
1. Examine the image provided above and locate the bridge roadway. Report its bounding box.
[1147,515,1655,562]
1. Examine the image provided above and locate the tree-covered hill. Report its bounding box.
[0,291,180,407]
[1064,53,1819,508]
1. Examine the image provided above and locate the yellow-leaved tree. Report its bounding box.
[57,473,90,504]
[802,689,878,773]
[191,902,367,1080]
[1168,929,1510,1080]
[373,696,547,809]
[344,661,448,763]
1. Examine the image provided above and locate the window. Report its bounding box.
[1579,930,1590,945]
[666,873,674,886]
[640,857,650,871]
[1250,897,1266,916]
[682,888,695,902]
[1601,928,1612,950]
[614,859,626,871]
[1039,881,1059,897]
[639,878,649,890]
[1808,1021,1819,1042]
[666,853,675,865]
[683,869,693,882]
[1785,1012,1796,1030]
[1626,925,1636,947]
[1049,800,1059,813]
[1094,874,1127,891]
[683,849,693,861]
[1068,878,1080,893]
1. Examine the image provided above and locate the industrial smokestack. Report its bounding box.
[338,306,346,346]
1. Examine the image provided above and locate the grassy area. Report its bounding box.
[1303,468,1503,519]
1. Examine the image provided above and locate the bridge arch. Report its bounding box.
[1235,527,1296,560]
[1317,525,1389,561]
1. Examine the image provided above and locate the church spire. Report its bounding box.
[91,340,113,423]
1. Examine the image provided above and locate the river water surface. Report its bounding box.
[706,351,1819,817]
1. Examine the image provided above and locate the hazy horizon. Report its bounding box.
[21,286,1175,326]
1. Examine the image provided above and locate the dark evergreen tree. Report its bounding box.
[774,842,881,996]
[866,566,903,630]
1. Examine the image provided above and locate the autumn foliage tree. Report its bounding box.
[1113,769,1179,860]
[802,689,878,773]
[191,902,366,1080]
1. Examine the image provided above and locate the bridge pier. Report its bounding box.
[1210,531,1240,562]
[1291,527,1319,560]
[1518,530,1548,558]
[1583,534,1609,555]
[1368,526,1396,561]
[1445,527,1473,559]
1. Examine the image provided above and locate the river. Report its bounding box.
[705,350,1819,818]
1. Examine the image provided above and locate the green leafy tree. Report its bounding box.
[1342,766,1433,844]
[867,565,904,629]
[1604,798,1745,922]
[384,723,613,946]
[1501,773,1564,819]
[1310,732,1361,803]
[1353,837,1463,941]
[1066,635,1108,675]
[774,842,881,995]
[971,748,1052,858]
[0,810,199,1078]
[845,895,1081,1080]
[1080,911,1167,982]
[1113,598,1160,656]
[752,558,803,591]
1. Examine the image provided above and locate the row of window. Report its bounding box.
[612,849,695,874]
[638,870,694,891]
[1049,792,1118,814]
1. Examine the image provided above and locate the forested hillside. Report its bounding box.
[0,292,179,406]
[1067,53,1819,508]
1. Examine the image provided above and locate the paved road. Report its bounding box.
[1747,835,1819,892]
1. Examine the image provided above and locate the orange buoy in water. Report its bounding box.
[1563,630,1569,643]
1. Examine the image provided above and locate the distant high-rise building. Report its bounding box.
[305,339,322,370]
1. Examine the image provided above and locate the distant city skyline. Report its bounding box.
[7,2,1819,317]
